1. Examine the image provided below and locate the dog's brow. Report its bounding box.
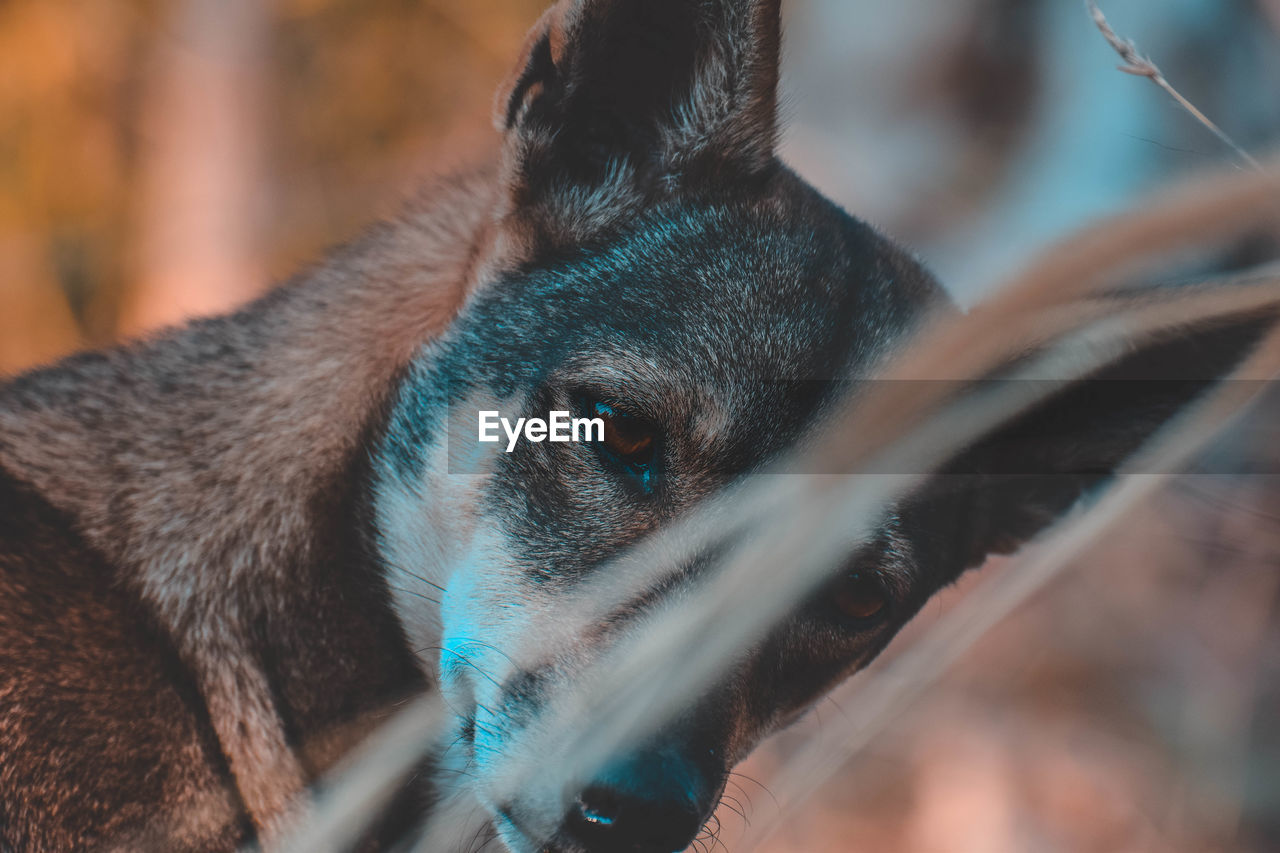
[692,399,733,446]
[564,350,666,386]
[558,352,681,413]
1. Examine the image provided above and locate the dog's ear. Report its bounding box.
[494,0,782,247]
[912,311,1276,582]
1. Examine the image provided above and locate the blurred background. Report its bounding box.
[2,0,1278,850]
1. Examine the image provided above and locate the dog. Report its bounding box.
[0,1,1268,851]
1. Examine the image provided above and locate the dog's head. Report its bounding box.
[370,2,1263,850]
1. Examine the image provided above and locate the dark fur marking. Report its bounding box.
[0,466,249,851]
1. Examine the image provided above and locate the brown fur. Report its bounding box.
[0,168,500,845]
[0,470,242,851]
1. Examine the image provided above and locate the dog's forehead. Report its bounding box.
[497,195,923,369]
[452,184,946,443]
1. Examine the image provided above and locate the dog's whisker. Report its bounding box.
[384,558,448,594]
[414,646,502,690]
[448,637,520,669]
[387,585,441,606]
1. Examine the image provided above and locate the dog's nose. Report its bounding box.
[566,785,701,853]
[561,753,711,853]
[568,783,706,850]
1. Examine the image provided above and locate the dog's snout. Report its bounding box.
[561,751,714,853]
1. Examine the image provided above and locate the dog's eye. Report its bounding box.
[597,403,656,461]
[832,572,889,625]
[578,397,661,491]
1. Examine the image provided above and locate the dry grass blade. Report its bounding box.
[1085,0,1263,171]
[739,322,1280,851]
[272,696,445,853]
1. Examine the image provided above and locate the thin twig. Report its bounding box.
[1086,0,1262,171]
[275,695,446,853]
